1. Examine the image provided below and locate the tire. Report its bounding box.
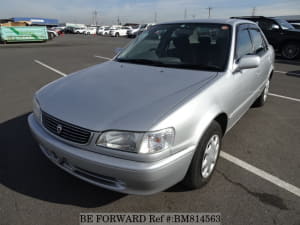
[48,33,55,40]
[281,42,300,60]
[115,33,120,37]
[183,121,222,189]
[252,78,270,107]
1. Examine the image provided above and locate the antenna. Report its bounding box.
[154,12,157,23]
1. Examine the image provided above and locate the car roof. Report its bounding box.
[158,18,256,26]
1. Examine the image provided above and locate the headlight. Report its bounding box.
[33,97,42,122]
[96,128,175,154]
[96,131,143,152]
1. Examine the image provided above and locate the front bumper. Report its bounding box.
[28,114,195,195]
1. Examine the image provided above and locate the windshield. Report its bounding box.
[116,23,231,71]
[275,19,294,30]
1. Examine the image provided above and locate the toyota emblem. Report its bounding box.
[56,124,63,134]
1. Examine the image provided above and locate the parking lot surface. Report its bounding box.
[0,35,299,225]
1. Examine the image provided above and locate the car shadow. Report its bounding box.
[286,70,300,78]
[275,57,300,66]
[165,183,193,192]
[0,113,125,208]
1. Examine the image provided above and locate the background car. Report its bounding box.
[51,27,65,35]
[74,27,86,34]
[231,16,300,59]
[99,26,111,35]
[47,29,58,40]
[63,26,76,34]
[84,27,97,35]
[109,26,131,37]
[135,23,156,36]
[97,26,110,35]
[127,24,146,38]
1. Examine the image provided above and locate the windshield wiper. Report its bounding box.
[116,58,165,66]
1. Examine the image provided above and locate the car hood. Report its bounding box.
[37,61,217,131]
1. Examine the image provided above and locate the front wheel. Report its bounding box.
[183,121,222,189]
[281,42,300,60]
[115,33,120,37]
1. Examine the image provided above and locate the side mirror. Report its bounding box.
[114,48,123,54]
[234,55,260,73]
[271,24,280,30]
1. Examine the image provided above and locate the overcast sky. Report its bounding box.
[2,0,300,25]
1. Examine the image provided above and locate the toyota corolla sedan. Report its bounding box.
[28,19,274,195]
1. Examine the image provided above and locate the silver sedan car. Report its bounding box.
[28,19,274,195]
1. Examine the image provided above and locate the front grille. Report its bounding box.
[42,112,91,144]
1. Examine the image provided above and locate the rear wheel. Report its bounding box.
[281,42,300,60]
[183,121,222,189]
[115,33,120,37]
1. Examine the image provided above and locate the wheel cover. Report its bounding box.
[283,44,299,59]
[263,79,270,102]
[201,134,220,178]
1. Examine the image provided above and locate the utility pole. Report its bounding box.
[184,8,187,19]
[207,7,212,18]
[92,10,98,25]
[251,7,256,16]
[154,11,157,23]
[117,16,121,25]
